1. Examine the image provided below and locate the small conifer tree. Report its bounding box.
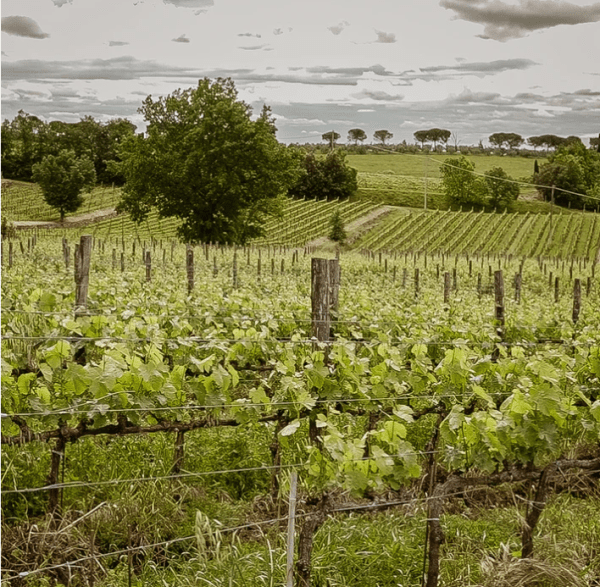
[329,209,347,243]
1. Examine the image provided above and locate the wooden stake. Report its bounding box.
[286,472,298,587]
[74,235,92,312]
[572,278,581,323]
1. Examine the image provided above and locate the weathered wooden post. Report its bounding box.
[443,271,451,304]
[554,276,560,303]
[311,258,330,343]
[74,235,92,312]
[493,270,505,362]
[572,278,581,324]
[186,245,194,293]
[145,250,151,282]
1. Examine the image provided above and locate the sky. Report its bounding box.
[2,0,599,146]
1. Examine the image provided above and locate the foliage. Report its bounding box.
[328,209,347,243]
[413,128,451,149]
[31,149,96,221]
[347,128,367,145]
[1,110,135,184]
[489,133,524,150]
[373,130,393,145]
[484,166,520,210]
[116,78,300,245]
[534,142,600,208]
[288,150,358,201]
[440,156,485,206]
[322,131,341,146]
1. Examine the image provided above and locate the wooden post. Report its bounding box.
[493,270,505,362]
[48,437,66,522]
[172,429,185,474]
[443,272,451,304]
[286,472,298,587]
[311,258,330,343]
[120,252,125,272]
[112,249,117,271]
[514,272,522,304]
[554,276,560,303]
[586,276,592,297]
[477,273,482,298]
[402,268,407,288]
[74,235,92,312]
[572,278,581,323]
[145,250,151,282]
[414,267,420,297]
[452,267,457,291]
[186,245,194,293]
[213,255,218,277]
[8,241,13,268]
[329,258,341,329]
[232,249,238,288]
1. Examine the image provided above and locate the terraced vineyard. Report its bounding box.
[357,208,600,261]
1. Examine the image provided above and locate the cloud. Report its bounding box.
[353,89,405,101]
[239,44,270,50]
[440,0,600,41]
[238,32,261,38]
[328,21,349,35]
[163,0,214,7]
[1,16,50,39]
[420,58,538,74]
[109,40,129,47]
[51,0,72,6]
[273,28,283,35]
[172,34,190,43]
[306,64,394,77]
[374,30,396,43]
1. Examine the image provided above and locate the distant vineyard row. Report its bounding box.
[357,208,600,262]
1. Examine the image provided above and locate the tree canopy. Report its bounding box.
[347,128,367,145]
[489,133,523,150]
[1,111,135,184]
[413,128,451,149]
[441,156,520,210]
[373,130,393,145]
[322,131,341,146]
[534,142,600,208]
[117,78,300,245]
[31,149,96,221]
[288,150,358,201]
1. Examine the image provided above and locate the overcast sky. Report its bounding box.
[2,0,599,145]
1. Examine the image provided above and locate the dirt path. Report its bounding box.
[12,208,118,229]
[305,205,396,252]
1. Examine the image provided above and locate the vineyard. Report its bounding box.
[2,235,599,586]
[356,208,600,262]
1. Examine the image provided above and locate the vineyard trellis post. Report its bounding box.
[286,471,298,587]
[74,235,92,313]
[186,245,194,293]
[572,278,581,323]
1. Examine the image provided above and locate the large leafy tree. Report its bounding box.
[322,131,341,146]
[484,167,520,210]
[117,78,300,244]
[489,132,523,150]
[440,156,485,206]
[288,150,358,201]
[535,142,600,208]
[31,149,96,221]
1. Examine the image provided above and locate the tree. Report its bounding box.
[31,149,96,221]
[117,78,300,245]
[288,150,358,201]
[483,167,520,210]
[322,131,341,147]
[374,129,393,145]
[450,131,460,152]
[414,130,429,149]
[347,128,367,145]
[440,156,485,206]
[590,134,600,152]
[428,128,451,150]
[329,209,347,243]
[489,132,523,150]
[535,142,600,208]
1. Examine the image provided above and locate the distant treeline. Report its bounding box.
[1,110,136,184]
